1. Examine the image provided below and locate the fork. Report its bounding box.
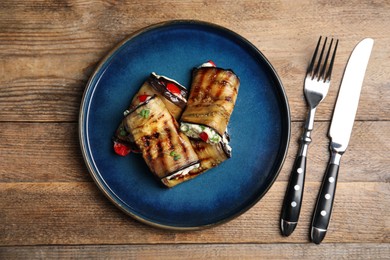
[280,36,338,236]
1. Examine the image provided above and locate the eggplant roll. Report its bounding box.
[124,96,200,187]
[113,73,188,155]
[180,66,240,144]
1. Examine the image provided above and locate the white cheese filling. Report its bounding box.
[180,122,232,154]
[163,163,200,181]
[180,122,222,145]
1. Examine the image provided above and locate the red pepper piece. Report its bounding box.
[113,142,131,156]
[199,132,209,142]
[138,94,149,102]
[166,83,181,95]
[207,60,216,67]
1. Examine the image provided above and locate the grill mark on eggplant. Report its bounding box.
[163,121,172,141]
[165,121,190,163]
[155,129,166,171]
[189,69,206,103]
[163,121,174,165]
[142,127,166,173]
[143,136,155,173]
[156,112,165,121]
[214,80,225,99]
[212,70,229,99]
[179,134,189,161]
[193,141,206,152]
[202,72,215,102]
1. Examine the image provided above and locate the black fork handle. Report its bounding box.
[281,155,307,236]
[280,120,312,236]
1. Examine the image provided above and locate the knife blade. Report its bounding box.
[310,38,374,244]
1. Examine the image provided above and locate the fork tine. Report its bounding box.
[319,38,334,81]
[325,39,339,81]
[313,37,328,79]
[307,36,322,76]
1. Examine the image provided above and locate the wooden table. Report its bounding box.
[1,1,389,258]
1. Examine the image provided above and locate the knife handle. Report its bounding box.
[280,155,307,236]
[311,154,340,244]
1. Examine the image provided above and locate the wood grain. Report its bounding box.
[1,0,389,257]
[1,243,389,259]
[1,121,388,183]
[0,1,389,122]
[0,122,88,182]
[1,181,388,245]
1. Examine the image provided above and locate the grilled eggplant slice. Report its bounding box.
[124,96,200,187]
[113,73,188,155]
[180,66,240,143]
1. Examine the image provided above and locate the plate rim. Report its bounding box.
[79,19,291,230]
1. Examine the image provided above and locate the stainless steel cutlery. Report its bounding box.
[281,37,374,244]
[281,37,338,236]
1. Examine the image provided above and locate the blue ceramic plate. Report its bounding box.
[79,20,290,230]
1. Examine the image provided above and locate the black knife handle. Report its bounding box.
[280,155,307,236]
[311,160,340,244]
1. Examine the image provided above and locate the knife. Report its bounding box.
[310,38,374,244]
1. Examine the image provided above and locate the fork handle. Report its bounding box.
[280,155,307,236]
[280,109,314,236]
